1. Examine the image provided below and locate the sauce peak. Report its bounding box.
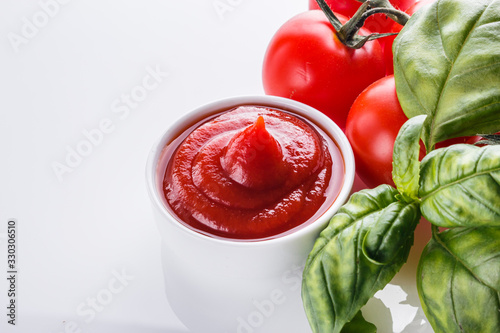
[221,116,288,190]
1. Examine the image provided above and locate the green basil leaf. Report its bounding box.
[419,144,500,227]
[363,201,420,265]
[302,185,420,333]
[417,227,500,333]
[393,0,500,149]
[392,115,427,202]
[340,311,377,333]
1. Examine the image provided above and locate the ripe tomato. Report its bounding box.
[308,0,416,34]
[262,10,385,130]
[346,75,479,188]
[346,75,409,188]
[384,0,436,74]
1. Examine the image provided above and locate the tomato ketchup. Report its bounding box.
[161,106,344,240]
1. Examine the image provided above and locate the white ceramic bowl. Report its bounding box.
[146,96,355,333]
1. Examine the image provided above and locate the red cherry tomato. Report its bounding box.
[309,0,416,34]
[384,0,436,74]
[346,75,409,188]
[262,10,385,129]
[346,75,477,188]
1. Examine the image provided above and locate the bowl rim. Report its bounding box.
[145,95,355,247]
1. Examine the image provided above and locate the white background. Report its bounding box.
[0,1,308,332]
[0,1,433,332]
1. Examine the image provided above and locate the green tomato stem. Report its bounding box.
[475,133,500,145]
[315,0,344,32]
[315,0,410,49]
[364,7,410,26]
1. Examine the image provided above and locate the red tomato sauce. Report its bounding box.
[161,106,344,241]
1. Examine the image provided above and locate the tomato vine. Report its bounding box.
[314,0,410,48]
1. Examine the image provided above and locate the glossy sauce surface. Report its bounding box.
[161,106,344,241]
